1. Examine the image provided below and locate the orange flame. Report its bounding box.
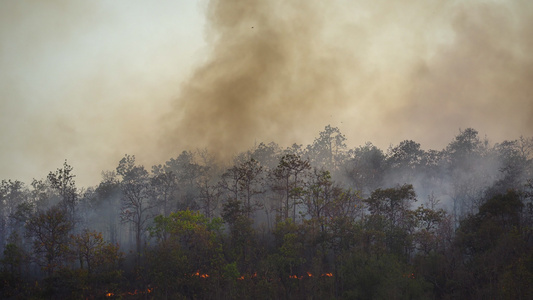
[307,272,313,277]
[106,287,153,297]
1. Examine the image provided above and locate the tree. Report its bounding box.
[345,142,385,195]
[270,154,310,220]
[306,125,347,173]
[164,151,207,210]
[222,199,256,273]
[411,205,447,255]
[302,169,335,228]
[25,206,73,277]
[198,175,221,219]
[0,235,29,299]
[364,184,417,257]
[386,140,424,184]
[117,154,154,261]
[196,148,224,219]
[250,142,281,170]
[47,160,78,221]
[454,190,531,299]
[268,219,306,299]
[0,180,27,251]
[148,210,224,298]
[150,168,179,217]
[220,158,264,218]
[89,171,122,244]
[70,229,120,275]
[491,139,531,193]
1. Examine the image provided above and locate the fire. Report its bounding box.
[321,273,333,277]
[192,270,209,278]
[105,287,153,297]
[307,272,313,277]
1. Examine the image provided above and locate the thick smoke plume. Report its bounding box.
[1,0,532,187]
[162,0,354,159]
[163,0,533,161]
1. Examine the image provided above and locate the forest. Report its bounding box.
[0,126,532,299]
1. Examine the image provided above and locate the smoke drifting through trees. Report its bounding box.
[1,126,532,298]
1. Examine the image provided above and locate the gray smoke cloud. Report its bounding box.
[1,0,532,187]
[163,0,533,159]
[161,0,355,158]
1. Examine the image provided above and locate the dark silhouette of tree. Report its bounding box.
[346,142,385,195]
[47,160,78,221]
[306,125,347,172]
[25,206,73,277]
[364,184,417,257]
[116,154,154,263]
[270,154,310,220]
[0,180,26,250]
[220,158,264,218]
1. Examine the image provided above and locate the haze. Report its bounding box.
[1,0,532,187]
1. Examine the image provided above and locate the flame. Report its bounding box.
[307,272,313,277]
[321,273,333,277]
[191,270,209,278]
[237,275,245,280]
[289,275,298,279]
[106,287,153,297]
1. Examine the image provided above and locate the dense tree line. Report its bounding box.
[1,126,532,299]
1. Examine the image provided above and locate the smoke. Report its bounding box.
[1,0,532,187]
[163,0,533,161]
[394,0,533,146]
[161,0,355,159]
[0,1,204,186]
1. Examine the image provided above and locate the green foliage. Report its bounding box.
[147,210,225,298]
[454,190,531,298]
[341,252,431,300]
[1,126,532,299]
[25,206,74,277]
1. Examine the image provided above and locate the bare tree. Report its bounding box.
[116,155,154,262]
[270,154,310,221]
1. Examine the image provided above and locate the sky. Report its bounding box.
[1,0,532,188]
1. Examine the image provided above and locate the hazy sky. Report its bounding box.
[1,0,532,187]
